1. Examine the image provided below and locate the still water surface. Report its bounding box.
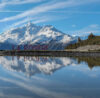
[0,56,100,98]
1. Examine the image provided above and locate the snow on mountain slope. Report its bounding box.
[0,22,76,50]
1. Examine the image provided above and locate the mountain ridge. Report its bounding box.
[0,22,76,50]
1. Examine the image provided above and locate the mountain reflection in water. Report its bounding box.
[0,56,73,76]
[0,56,100,76]
[0,56,100,98]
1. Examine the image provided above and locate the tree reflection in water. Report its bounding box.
[72,56,100,69]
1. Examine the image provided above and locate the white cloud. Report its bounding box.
[0,0,44,11]
[4,15,69,31]
[0,0,100,23]
[8,16,50,28]
[89,24,100,28]
[72,25,76,28]
[51,11,100,14]
[0,0,73,22]
[69,24,100,36]
[79,24,100,34]
[0,0,44,6]
[0,0,100,32]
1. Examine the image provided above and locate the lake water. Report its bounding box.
[0,56,100,98]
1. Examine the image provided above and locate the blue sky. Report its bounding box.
[0,0,100,36]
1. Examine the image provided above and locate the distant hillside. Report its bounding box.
[66,33,100,50]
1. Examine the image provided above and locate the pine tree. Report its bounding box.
[78,37,81,42]
[88,33,95,39]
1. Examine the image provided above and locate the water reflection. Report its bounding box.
[0,56,73,76]
[0,56,100,98]
[1,56,100,76]
[72,56,100,69]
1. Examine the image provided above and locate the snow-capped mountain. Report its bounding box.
[0,56,74,76]
[0,22,76,50]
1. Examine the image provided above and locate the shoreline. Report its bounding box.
[0,50,100,57]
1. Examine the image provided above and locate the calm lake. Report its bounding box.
[0,56,100,98]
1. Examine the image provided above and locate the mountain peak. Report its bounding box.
[44,25,53,28]
[0,23,76,50]
[26,22,36,27]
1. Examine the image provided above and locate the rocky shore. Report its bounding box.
[67,45,100,52]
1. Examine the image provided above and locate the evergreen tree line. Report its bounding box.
[66,33,100,49]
